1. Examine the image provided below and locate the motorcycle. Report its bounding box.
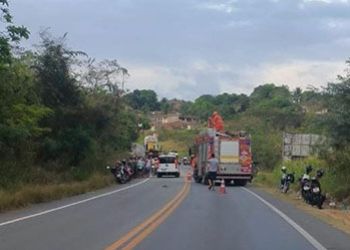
[300,165,313,203]
[281,172,295,193]
[301,178,312,203]
[308,176,325,209]
[106,165,128,184]
[124,164,135,181]
[300,169,325,209]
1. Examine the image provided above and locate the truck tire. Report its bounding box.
[240,180,247,186]
[235,180,247,186]
[225,180,233,186]
[157,173,162,178]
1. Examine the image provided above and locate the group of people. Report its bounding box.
[114,156,164,177]
[113,156,154,178]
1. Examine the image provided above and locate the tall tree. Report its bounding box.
[34,33,88,166]
[325,59,350,147]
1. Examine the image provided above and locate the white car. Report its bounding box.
[157,154,180,178]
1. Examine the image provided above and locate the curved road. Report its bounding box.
[0,166,349,250]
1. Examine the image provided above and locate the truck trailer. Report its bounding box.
[193,129,252,186]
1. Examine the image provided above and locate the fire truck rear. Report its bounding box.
[193,128,252,186]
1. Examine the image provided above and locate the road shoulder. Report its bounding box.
[248,185,350,250]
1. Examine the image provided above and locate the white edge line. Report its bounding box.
[242,187,327,250]
[0,178,150,227]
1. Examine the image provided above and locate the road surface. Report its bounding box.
[1,166,349,250]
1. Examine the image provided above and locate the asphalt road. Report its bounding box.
[1,166,350,250]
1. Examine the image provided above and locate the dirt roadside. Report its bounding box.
[255,184,350,236]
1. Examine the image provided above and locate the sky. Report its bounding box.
[10,0,350,100]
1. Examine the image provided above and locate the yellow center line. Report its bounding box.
[105,181,190,250]
[122,184,190,250]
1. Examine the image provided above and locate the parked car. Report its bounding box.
[157,154,180,178]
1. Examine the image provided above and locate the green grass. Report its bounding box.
[0,173,114,212]
[0,149,131,212]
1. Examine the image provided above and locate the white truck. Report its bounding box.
[193,129,253,186]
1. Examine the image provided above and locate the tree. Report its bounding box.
[249,84,303,129]
[76,58,128,98]
[292,87,302,104]
[324,59,350,147]
[0,3,49,159]
[34,32,83,109]
[0,57,51,158]
[0,0,29,65]
[33,33,88,166]
[124,89,159,111]
[160,98,171,114]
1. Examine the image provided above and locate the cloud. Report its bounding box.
[251,60,345,90]
[10,0,350,100]
[196,1,236,13]
[302,0,349,3]
[125,63,196,100]
[125,59,345,100]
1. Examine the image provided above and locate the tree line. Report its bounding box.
[0,2,139,189]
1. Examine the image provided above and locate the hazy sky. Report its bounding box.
[11,0,350,100]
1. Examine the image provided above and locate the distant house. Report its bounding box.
[149,112,198,129]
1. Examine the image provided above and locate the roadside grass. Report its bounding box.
[0,173,114,213]
[0,149,131,213]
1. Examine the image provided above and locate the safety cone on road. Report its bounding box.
[186,171,192,182]
[219,179,226,194]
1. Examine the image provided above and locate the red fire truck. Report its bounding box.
[193,128,253,186]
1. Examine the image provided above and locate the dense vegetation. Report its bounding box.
[0,1,139,206]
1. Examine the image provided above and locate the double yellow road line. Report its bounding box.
[105,181,191,250]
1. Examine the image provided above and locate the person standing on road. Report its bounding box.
[145,157,152,176]
[207,153,218,191]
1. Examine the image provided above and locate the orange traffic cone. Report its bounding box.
[219,179,226,194]
[186,171,192,182]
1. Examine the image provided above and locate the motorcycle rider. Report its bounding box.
[280,166,287,190]
[300,165,313,188]
[302,165,313,181]
[300,165,313,202]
